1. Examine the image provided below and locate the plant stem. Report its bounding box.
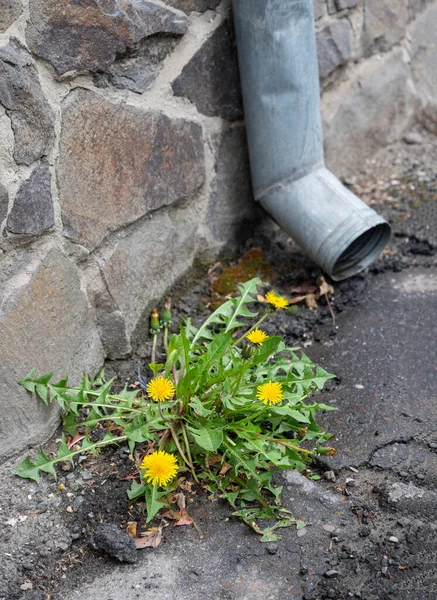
[151,333,157,365]
[169,424,198,483]
[230,312,270,349]
[180,421,198,483]
[163,326,168,353]
[264,436,314,455]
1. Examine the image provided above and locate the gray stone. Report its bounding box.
[0,181,8,224]
[317,20,352,82]
[94,35,179,94]
[363,0,409,55]
[0,0,22,33]
[26,0,187,75]
[323,50,416,177]
[0,248,104,460]
[410,4,437,115]
[172,21,243,121]
[314,0,326,19]
[409,0,428,16]
[84,262,132,359]
[92,524,137,563]
[324,569,340,578]
[58,89,205,250]
[335,0,359,9]
[7,166,54,235]
[101,206,198,353]
[323,470,337,482]
[388,536,399,543]
[0,38,55,165]
[165,0,220,13]
[207,126,259,245]
[326,0,337,14]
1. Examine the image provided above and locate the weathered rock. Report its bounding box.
[363,0,409,55]
[0,181,8,224]
[92,524,137,563]
[101,206,198,351]
[0,38,55,165]
[58,89,205,250]
[317,20,352,82]
[314,0,326,19]
[0,0,22,33]
[0,248,104,459]
[164,0,220,13]
[84,262,132,359]
[172,21,243,121]
[7,166,54,235]
[26,0,187,75]
[410,4,437,114]
[408,0,429,16]
[335,0,359,9]
[94,35,179,94]
[403,132,423,144]
[323,50,416,177]
[207,125,259,244]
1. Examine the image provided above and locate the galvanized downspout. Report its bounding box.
[232,0,391,280]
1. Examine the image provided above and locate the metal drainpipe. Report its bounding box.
[232,0,391,281]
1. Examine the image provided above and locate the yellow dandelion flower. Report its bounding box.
[147,377,175,402]
[141,450,178,487]
[246,329,269,345]
[265,290,288,310]
[256,381,284,405]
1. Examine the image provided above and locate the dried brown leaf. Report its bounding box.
[135,526,163,549]
[126,522,137,538]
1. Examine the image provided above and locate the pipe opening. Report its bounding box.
[331,223,391,281]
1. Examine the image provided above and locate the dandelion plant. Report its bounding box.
[15,278,336,540]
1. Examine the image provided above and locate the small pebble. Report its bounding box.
[265,543,278,555]
[403,132,423,145]
[416,474,425,480]
[323,471,336,482]
[327,589,336,598]
[73,496,84,511]
[324,569,340,578]
[388,536,399,543]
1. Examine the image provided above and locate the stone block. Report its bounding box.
[7,165,54,235]
[363,0,409,55]
[207,125,259,244]
[335,0,359,9]
[165,0,220,13]
[0,39,55,165]
[317,20,352,81]
[0,0,22,33]
[101,207,198,352]
[322,49,416,177]
[58,89,205,250]
[26,0,187,75]
[0,181,8,224]
[0,248,104,460]
[172,21,243,121]
[94,35,179,94]
[410,3,437,114]
[84,263,131,359]
[314,0,326,19]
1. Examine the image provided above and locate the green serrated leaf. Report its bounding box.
[187,424,223,452]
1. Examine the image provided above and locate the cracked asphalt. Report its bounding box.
[51,267,437,600]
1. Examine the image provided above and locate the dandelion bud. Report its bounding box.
[315,446,337,456]
[241,343,252,360]
[149,308,161,335]
[161,298,172,328]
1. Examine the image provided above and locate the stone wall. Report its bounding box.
[0,0,436,459]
